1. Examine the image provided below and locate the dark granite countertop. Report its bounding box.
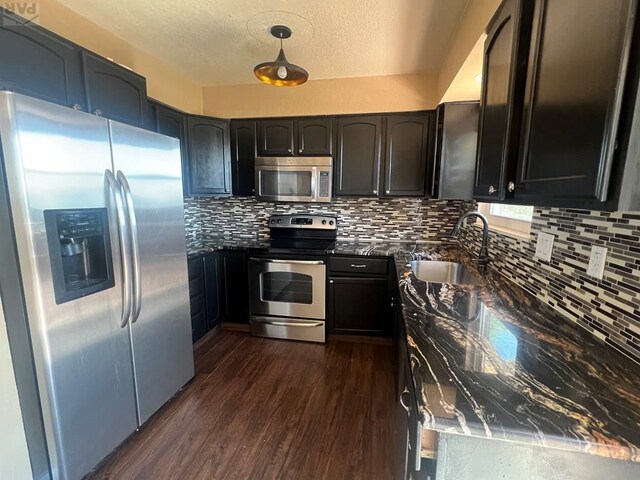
[187,238,270,258]
[391,244,640,463]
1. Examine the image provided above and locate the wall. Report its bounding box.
[14,0,203,113]
[184,196,468,249]
[436,0,501,101]
[460,207,640,364]
[202,72,438,118]
[0,295,33,480]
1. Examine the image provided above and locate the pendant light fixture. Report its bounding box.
[254,25,308,87]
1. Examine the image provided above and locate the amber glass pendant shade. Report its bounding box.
[254,25,308,87]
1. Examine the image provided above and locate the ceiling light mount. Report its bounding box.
[270,25,292,40]
[254,24,308,87]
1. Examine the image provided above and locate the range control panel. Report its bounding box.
[269,214,337,230]
[318,171,330,198]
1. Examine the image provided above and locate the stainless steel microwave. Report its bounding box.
[254,157,332,203]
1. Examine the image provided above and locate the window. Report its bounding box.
[478,203,533,237]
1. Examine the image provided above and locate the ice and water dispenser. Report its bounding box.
[44,208,115,304]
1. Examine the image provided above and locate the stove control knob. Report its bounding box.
[329,220,334,225]
[322,220,327,225]
[270,219,275,224]
[277,219,283,224]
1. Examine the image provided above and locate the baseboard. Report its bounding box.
[327,334,392,345]
[221,322,251,332]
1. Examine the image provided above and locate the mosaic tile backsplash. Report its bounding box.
[184,196,640,364]
[459,208,640,364]
[184,196,470,248]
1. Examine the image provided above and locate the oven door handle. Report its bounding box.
[252,318,324,328]
[249,258,325,265]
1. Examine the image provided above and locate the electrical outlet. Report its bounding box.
[587,246,608,280]
[535,232,555,262]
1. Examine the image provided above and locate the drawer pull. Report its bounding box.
[350,264,367,268]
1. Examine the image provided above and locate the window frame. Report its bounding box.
[477,203,532,239]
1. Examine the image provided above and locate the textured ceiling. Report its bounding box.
[58,0,470,86]
[440,34,484,103]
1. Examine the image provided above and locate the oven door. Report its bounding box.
[249,258,326,319]
[255,165,318,202]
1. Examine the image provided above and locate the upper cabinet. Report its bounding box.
[432,102,479,200]
[82,52,148,127]
[297,117,334,155]
[258,119,295,156]
[155,104,189,195]
[335,116,383,196]
[258,117,333,156]
[383,114,433,197]
[474,0,532,202]
[187,116,231,196]
[231,120,257,196]
[514,0,637,206]
[0,8,86,110]
[476,0,640,210]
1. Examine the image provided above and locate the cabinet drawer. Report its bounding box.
[329,256,388,276]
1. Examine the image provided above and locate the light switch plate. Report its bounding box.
[535,232,555,262]
[587,245,608,280]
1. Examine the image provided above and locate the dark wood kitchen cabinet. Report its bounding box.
[474,0,532,202]
[230,120,257,196]
[329,277,390,335]
[297,117,334,155]
[383,114,434,197]
[82,51,148,127]
[475,0,640,210]
[335,116,384,196]
[514,0,637,207]
[432,102,479,200]
[203,253,222,331]
[188,257,207,343]
[0,8,86,110]
[258,119,295,156]
[328,255,391,336]
[155,103,189,194]
[187,116,232,195]
[219,250,250,323]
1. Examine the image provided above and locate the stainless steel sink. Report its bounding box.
[409,260,483,286]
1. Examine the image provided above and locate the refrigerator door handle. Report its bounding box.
[117,170,142,323]
[105,169,133,327]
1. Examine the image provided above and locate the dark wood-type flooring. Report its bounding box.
[87,329,396,479]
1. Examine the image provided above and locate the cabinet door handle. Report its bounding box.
[299,148,303,153]
[94,109,103,116]
[329,280,334,284]
[287,148,292,153]
[372,189,378,195]
[488,185,496,194]
[386,190,390,194]
[399,387,410,413]
[350,264,367,268]
[507,181,515,192]
[72,103,83,111]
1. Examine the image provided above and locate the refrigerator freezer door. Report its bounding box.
[0,92,138,480]
[109,121,194,424]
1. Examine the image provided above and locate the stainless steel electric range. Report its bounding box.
[248,214,337,343]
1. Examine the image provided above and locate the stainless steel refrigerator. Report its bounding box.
[0,91,194,480]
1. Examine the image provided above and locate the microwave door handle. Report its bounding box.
[311,166,318,201]
[105,169,132,328]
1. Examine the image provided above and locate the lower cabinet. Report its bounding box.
[203,253,222,330]
[187,256,207,343]
[328,255,391,336]
[219,250,250,324]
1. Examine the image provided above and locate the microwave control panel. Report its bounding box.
[319,171,330,197]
